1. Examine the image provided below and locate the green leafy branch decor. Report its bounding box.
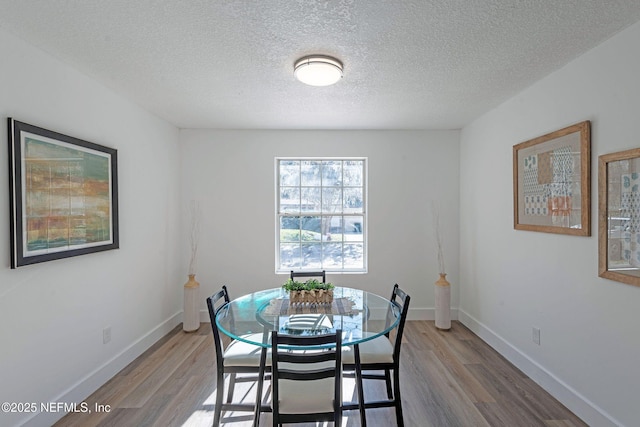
[283,278,335,304]
[282,278,334,291]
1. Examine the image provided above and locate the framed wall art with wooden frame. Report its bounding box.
[8,118,119,268]
[598,147,640,287]
[513,121,591,236]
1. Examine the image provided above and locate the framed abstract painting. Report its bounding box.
[8,118,119,268]
[513,121,591,236]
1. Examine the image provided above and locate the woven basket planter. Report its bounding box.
[289,289,334,305]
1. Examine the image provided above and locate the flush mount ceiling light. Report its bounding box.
[294,55,343,86]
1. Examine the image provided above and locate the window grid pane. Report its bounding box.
[277,158,366,272]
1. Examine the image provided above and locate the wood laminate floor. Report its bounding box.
[54,321,587,427]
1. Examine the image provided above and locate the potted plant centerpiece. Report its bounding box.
[283,278,335,305]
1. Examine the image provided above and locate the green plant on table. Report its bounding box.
[282,278,334,292]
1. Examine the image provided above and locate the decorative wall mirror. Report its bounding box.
[598,147,640,287]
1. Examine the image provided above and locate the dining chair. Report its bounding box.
[342,284,411,427]
[270,330,342,426]
[290,270,326,283]
[206,286,271,426]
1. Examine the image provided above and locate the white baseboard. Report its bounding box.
[22,312,182,427]
[458,309,621,427]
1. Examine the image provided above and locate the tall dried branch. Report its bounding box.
[188,200,201,275]
[432,201,446,275]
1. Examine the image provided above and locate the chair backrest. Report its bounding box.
[206,286,232,369]
[271,330,342,423]
[290,270,326,283]
[389,284,411,362]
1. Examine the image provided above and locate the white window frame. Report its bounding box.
[275,157,367,273]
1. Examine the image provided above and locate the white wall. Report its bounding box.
[180,129,460,319]
[0,29,183,426]
[459,21,640,427]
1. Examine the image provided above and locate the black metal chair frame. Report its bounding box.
[206,286,271,426]
[271,330,342,426]
[343,284,411,427]
[290,270,326,283]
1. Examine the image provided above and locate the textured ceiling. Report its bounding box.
[1,1,640,130]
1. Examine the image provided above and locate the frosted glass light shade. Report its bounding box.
[294,55,343,86]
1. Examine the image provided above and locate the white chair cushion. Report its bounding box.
[342,333,394,365]
[276,361,337,414]
[223,333,272,367]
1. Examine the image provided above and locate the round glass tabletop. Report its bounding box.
[215,286,400,348]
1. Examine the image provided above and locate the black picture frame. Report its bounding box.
[8,118,119,268]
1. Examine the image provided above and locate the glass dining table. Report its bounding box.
[215,286,401,427]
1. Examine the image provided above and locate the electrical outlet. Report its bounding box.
[532,327,541,345]
[103,326,111,344]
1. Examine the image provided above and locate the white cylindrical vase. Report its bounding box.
[183,274,200,332]
[435,273,451,331]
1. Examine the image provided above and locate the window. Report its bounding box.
[276,158,366,273]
